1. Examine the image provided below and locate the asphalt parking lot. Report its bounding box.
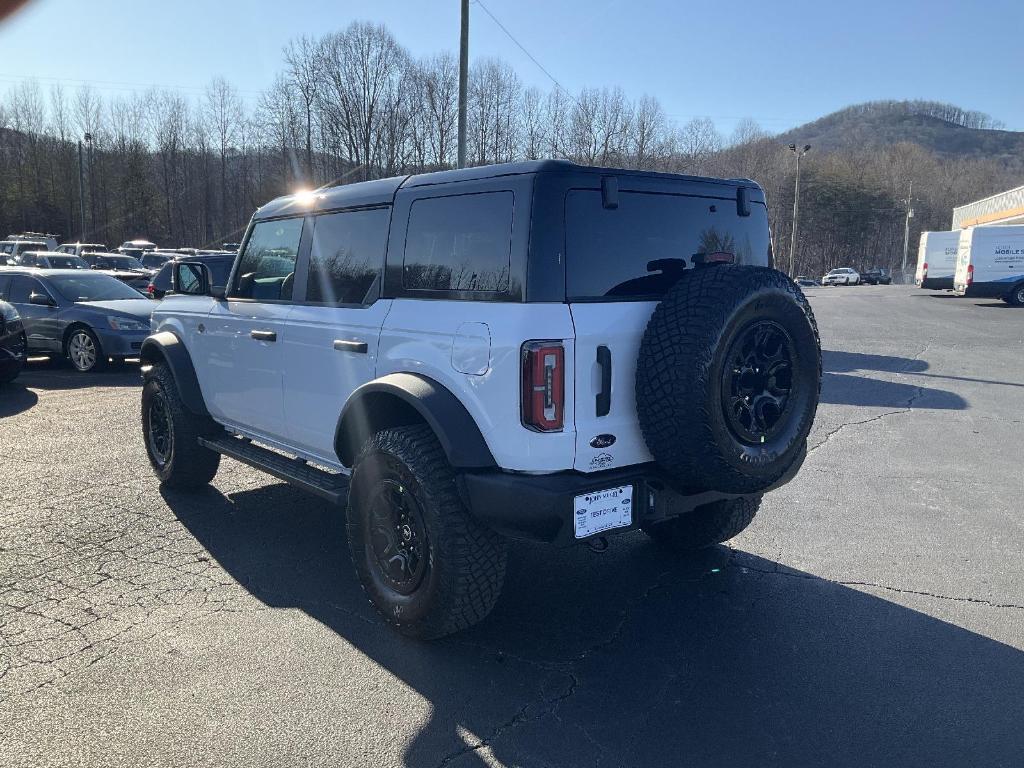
[1,285,1023,767]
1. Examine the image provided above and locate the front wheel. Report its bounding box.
[65,327,106,372]
[346,425,507,639]
[643,496,761,551]
[1007,283,1024,307]
[141,363,221,488]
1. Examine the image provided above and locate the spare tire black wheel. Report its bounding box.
[636,265,821,494]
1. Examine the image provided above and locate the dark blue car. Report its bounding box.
[0,269,154,372]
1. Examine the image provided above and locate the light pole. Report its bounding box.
[83,132,94,238]
[457,0,469,169]
[77,138,87,240]
[900,180,914,278]
[787,143,810,277]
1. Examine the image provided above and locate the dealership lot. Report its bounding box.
[1,285,1023,767]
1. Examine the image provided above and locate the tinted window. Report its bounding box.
[9,276,46,303]
[307,208,389,304]
[232,217,303,301]
[0,275,11,299]
[565,190,772,301]
[403,192,512,293]
[153,263,173,291]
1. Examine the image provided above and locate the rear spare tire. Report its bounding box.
[636,265,820,494]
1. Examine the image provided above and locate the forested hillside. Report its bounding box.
[0,21,1021,277]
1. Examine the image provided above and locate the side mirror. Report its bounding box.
[29,292,55,307]
[173,261,214,296]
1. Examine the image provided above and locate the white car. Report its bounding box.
[821,267,860,286]
[140,160,822,638]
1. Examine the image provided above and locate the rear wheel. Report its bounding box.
[643,496,761,551]
[346,425,507,639]
[141,362,221,488]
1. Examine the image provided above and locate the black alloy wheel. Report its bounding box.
[366,479,429,595]
[721,320,796,445]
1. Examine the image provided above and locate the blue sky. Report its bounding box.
[1,0,1022,135]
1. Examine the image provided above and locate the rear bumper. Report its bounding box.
[954,282,1011,299]
[919,276,953,290]
[459,447,804,545]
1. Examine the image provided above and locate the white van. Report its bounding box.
[914,231,960,289]
[953,225,1024,306]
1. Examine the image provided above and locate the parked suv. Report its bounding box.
[141,160,821,638]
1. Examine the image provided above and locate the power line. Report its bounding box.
[472,0,579,105]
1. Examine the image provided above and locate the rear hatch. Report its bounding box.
[564,184,772,472]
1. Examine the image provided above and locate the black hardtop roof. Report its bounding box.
[254,160,761,219]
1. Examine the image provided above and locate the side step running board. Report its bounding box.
[198,435,349,505]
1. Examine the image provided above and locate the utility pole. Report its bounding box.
[901,180,914,278]
[77,139,87,240]
[457,0,469,169]
[787,143,811,276]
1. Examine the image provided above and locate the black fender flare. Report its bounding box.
[336,372,496,469]
[139,331,209,416]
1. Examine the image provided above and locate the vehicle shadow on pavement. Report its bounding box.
[820,351,967,410]
[17,358,141,391]
[162,483,1024,767]
[0,384,38,417]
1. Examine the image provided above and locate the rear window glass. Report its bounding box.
[565,190,771,301]
[403,191,512,293]
[307,207,390,304]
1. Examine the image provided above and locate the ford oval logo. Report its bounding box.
[589,434,616,449]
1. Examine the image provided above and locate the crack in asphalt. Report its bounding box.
[730,559,1024,611]
[808,343,931,457]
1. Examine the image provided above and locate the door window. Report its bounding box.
[307,208,390,305]
[9,276,47,304]
[231,217,304,301]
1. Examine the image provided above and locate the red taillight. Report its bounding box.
[521,341,564,432]
[967,264,974,285]
[147,283,155,295]
[922,262,928,277]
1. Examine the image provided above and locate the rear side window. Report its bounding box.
[232,217,303,301]
[307,207,390,305]
[403,191,512,293]
[565,190,771,301]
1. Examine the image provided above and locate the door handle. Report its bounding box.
[333,339,368,354]
[250,329,277,342]
[596,345,611,417]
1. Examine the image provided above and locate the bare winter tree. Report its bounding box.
[205,76,244,235]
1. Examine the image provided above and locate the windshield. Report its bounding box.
[47,273,146,302]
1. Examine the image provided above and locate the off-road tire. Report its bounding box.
[141,362,221,488]
[346,425,507,639]
[636,265,821,494]
[643,495,761,551]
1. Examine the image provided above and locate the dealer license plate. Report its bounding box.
[573,485,634,539]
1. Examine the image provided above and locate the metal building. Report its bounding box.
[952,185,1024,228]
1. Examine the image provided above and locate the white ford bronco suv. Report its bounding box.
[140,160,821,638]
